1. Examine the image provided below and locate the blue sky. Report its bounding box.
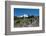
[14,8,39,16]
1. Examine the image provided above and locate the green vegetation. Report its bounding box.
[14,15,39,27]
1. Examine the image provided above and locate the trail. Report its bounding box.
[27,17,39,27]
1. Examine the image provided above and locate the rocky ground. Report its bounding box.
[14,16,39,27]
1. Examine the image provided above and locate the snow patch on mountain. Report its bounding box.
[17,14,28,17]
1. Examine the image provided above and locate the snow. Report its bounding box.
[17,14,28,17]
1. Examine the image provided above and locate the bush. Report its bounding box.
[16,20,20,24]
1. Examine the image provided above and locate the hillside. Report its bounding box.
[14,15,39,27]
